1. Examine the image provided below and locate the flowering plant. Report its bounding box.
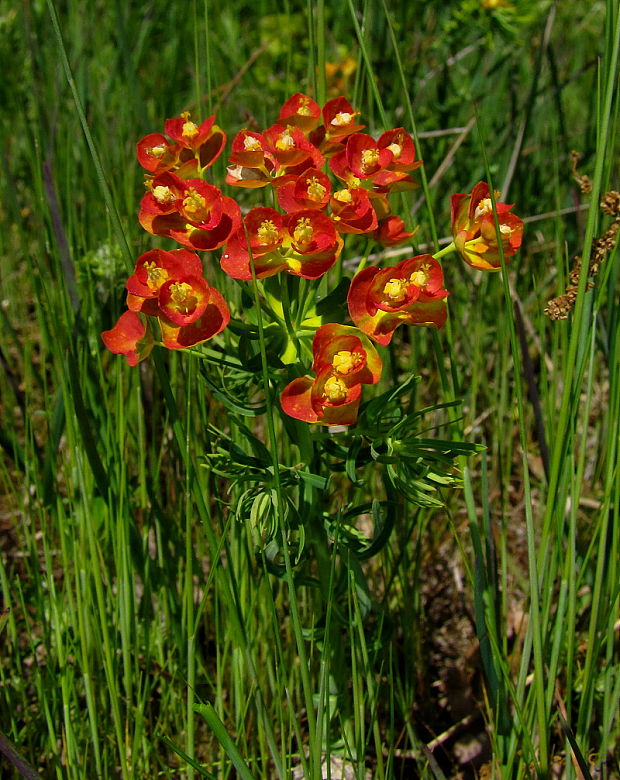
[102,95,524,551]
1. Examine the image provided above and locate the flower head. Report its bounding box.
[451,181,523,270]
[348,255,449,345]
[280,323,382,426]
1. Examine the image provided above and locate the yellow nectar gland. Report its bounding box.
[275,129,295,151]
[499,223,512,236]
[153,185,176,204]
[149,144,166,158]
[409,264,430,288]
[143,261,166,288]
[293,217,314,246]
[382,278,407,304]
[323,375,348,403]
[334,188,353,204]
[331,112,353,127]
[307,177,326,201]
[183,189,208,221]
[243,135,262,151]
[361,148,380,172]
[169,282,196,313]
[297,97,313,116]
[332,350,362,375]
[180,112,199,140]
[257,220,279,244]
[474,198,493,220]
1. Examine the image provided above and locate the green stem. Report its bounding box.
[432,241,457,260]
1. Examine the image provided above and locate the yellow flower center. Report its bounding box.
[409,265,430,287]
[152,185,175,204]
[361,148,380,172]
[382,278,407,303]
[324,375,348,403]
[307,177,326,201]
[149,144,166,158]
[297,97,312,116]
[331,112,353,127]
[387,142,402,159]
[169,281,196,312]
[143,261,166,288]
[243,136,262,151]
[275,129,295,151]
[183,189,208,220]
[293,217,314,246]
[474,198,493,220]
[257,219,279,244]
[180,112,199,140]
[332,350,362,375]
[500,223,512,235]
[334,188,353,203]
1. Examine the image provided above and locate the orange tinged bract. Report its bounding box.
[101,311,154,366]
[451,181,523,270]
[348,255,449,345]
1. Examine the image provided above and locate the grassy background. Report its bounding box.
[1,0,619,777]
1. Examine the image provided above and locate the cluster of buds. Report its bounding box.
[102,94,524,426]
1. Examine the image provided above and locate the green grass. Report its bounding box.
[1,0,619,777]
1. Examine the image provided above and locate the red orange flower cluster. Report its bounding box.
[281,325,382,425]
[102,94,524,427]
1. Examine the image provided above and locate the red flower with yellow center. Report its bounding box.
[263,123,325,176]
[139,177,241,252]
[221,209,342,280]
[121,248,230,352]
[276,169,331,213]
[348,255,449,345]
[226,130,278,188]
[280,323,382,426]
[277,93,322,132]
[451,181,523,271]
[329,187,377,234]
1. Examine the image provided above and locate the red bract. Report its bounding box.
[377,128,422,173]
[137,114,225,176]
[137,134,178,174]
[226,130,278,188]
[139,177,241,252]
[277,93,321,132]
[281,369,362,426]
[344,133,395,179]
[348,255,449,345]
[311,324,382,385]
[123,247,230,351]
[221,208,287,279]
[329,187,377,234]
[263,124,325,176]
[451,181,523,271]
[163,113,226,170]
[101,311,154,366]
[280,323,382,426]
[159,285,229,349]
[373,216,415,247]
[276,169,331,213]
